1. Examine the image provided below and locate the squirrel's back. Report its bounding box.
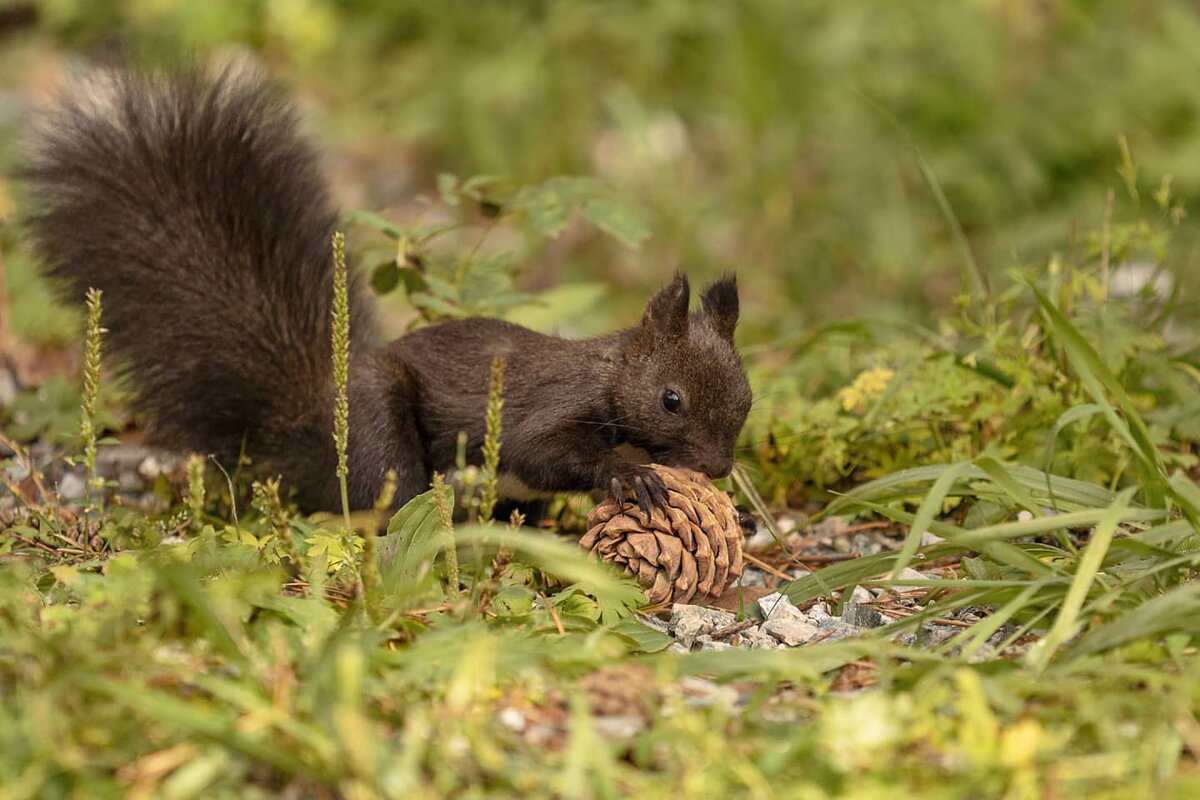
[22,64,378,494]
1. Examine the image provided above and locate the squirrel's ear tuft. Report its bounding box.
[632,273,690,355]
[701,274,739,342]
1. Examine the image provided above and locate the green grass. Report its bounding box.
[6,4,1200,797]
[4,178,1200,798]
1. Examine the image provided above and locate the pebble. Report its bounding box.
[761,617,821,646]
[670,605,737,648]
[138,455,166,479]
[849,586,873,604]
[678,676,738,708]
[743,628,782,650]
[118,471,144,493]
[775,513,803,537]
[917,623,958,648]
[807,602,835,624]
[744,528,778,552]
[58,471,86,501]
[756,592,805,622]
[738,567,770,587]
[498,708,525,731]
[801,602,859,643]
[592,715,646,739]
[888,568,930,593]
[0,368,17,407]
[812,517,849,539]
[841,602,885,629]
[850,533,884,556]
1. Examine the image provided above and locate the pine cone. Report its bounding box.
[581,465,744,605]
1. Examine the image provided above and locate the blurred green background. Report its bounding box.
[4,0,1200,341]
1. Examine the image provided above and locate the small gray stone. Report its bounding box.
[806,602,836,626]
[918,623,957,648]
[849,586,873,604]
[744,528,778,552]
[698,639,734,652]
[815,623,859,644]
[58,471,86,501]
[678,676,738,708]
[498,707,526,731]
[592,715,646,739]
[850,532,884,556]
[738,567,770,587]
[888,568,929,593]
[775,513,803,536]
[138,455,165,479]
[670,604,736,648]
[756,592,805,622]
[0,368,17,407]
[745,629,782,650]
[762,617,821,646]
[117,471,144,493]
[841,602,885,629]
[812,516,850,539]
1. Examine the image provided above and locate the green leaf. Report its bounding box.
[610,616,674,653]
[370,260,401,295]
[409,292,465,319]
[512,184,571,239]
[1042,403,1105,508]
[437,173,460,206]
[579,196,649,250]
[342,209,405,239]
[379,486,454,584]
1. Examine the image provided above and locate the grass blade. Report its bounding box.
[888,460,971,578]
[1026,488,1134,671]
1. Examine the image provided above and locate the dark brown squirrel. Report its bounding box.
[21,65,752,514]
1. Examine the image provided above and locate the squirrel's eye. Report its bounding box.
[662,389,682,414]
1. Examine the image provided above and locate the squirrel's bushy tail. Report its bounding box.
[23,65,377,490]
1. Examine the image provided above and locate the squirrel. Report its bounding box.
[21,64,752,515]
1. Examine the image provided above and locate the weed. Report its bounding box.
[186,453,205,531]
[478,356,504,525]
[79,287,104,514]
[331,231,352,530]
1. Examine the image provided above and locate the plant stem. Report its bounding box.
[331,231,352,532]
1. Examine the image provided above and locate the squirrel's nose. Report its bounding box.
[703,456,734,479]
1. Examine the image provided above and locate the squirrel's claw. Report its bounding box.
[633,475,656,515]
[609,476,628,509]
[609,465,668,515]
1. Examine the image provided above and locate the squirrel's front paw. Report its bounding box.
[607,464,668,515]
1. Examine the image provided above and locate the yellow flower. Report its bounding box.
[838,366,895,413]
